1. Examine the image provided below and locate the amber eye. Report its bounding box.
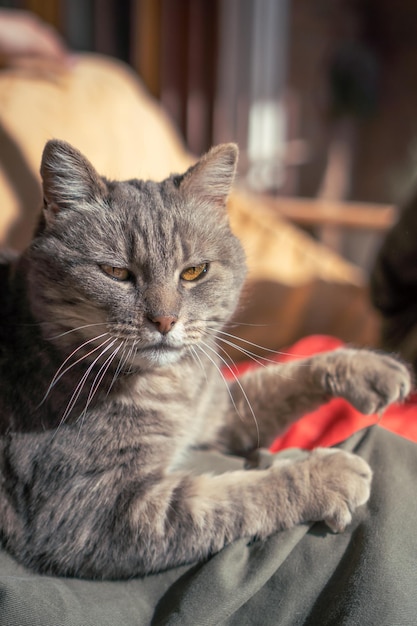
[100,264,130,281]
[180,263,209,282]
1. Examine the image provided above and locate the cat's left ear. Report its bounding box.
[179,143,238,210]
[40,139,107,220]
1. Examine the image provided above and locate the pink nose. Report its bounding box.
[148,314,178,335]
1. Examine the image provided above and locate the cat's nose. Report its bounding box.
[148,314,178,335]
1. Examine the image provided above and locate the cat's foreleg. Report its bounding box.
[212,348,411,454]
[10,445,371,578]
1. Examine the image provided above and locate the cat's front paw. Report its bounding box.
[304,448,372,532]
[324,350,412,415]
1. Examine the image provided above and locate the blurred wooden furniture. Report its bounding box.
[261,196,397,232]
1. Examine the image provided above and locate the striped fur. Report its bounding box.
[0,140,411,578]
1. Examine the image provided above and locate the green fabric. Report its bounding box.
[1,427,416,625]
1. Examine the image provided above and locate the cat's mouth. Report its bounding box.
[132,341,185,368]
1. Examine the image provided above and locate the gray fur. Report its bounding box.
[0,140,412,579]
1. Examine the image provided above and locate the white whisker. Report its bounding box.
[106,340,131,396]
[78,342,123,426]
[212,334,270,368]
[39,333,112,407]
[46,322,109,341]
[206,327,311,373]
[122,340,139,376]
[208,327,307,359]
[189,346,209,384]
[205,330,299,381]
[196,343,241,421]
[56,339,118,433]
[198,340,260,448]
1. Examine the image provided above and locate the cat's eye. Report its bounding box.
[100,264,130,281]
[180,263,209,282]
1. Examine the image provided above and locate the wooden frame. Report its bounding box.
[260,195,397,232]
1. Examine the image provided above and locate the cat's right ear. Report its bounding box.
[40,139,106,220]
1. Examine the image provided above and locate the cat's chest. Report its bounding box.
[118,364,202,405]
[112,364,211,440]
[83,357,228,470]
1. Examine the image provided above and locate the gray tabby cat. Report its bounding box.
[0,140,411,579]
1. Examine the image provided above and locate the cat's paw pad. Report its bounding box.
[327,351,412,415]
[307,448,372,533]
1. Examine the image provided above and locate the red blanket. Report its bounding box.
[224,335,417,451]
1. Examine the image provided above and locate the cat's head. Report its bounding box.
[27,139,246,369]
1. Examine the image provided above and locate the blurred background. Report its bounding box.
[1,0,417,272]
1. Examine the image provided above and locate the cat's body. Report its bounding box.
[0,140,411,579]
